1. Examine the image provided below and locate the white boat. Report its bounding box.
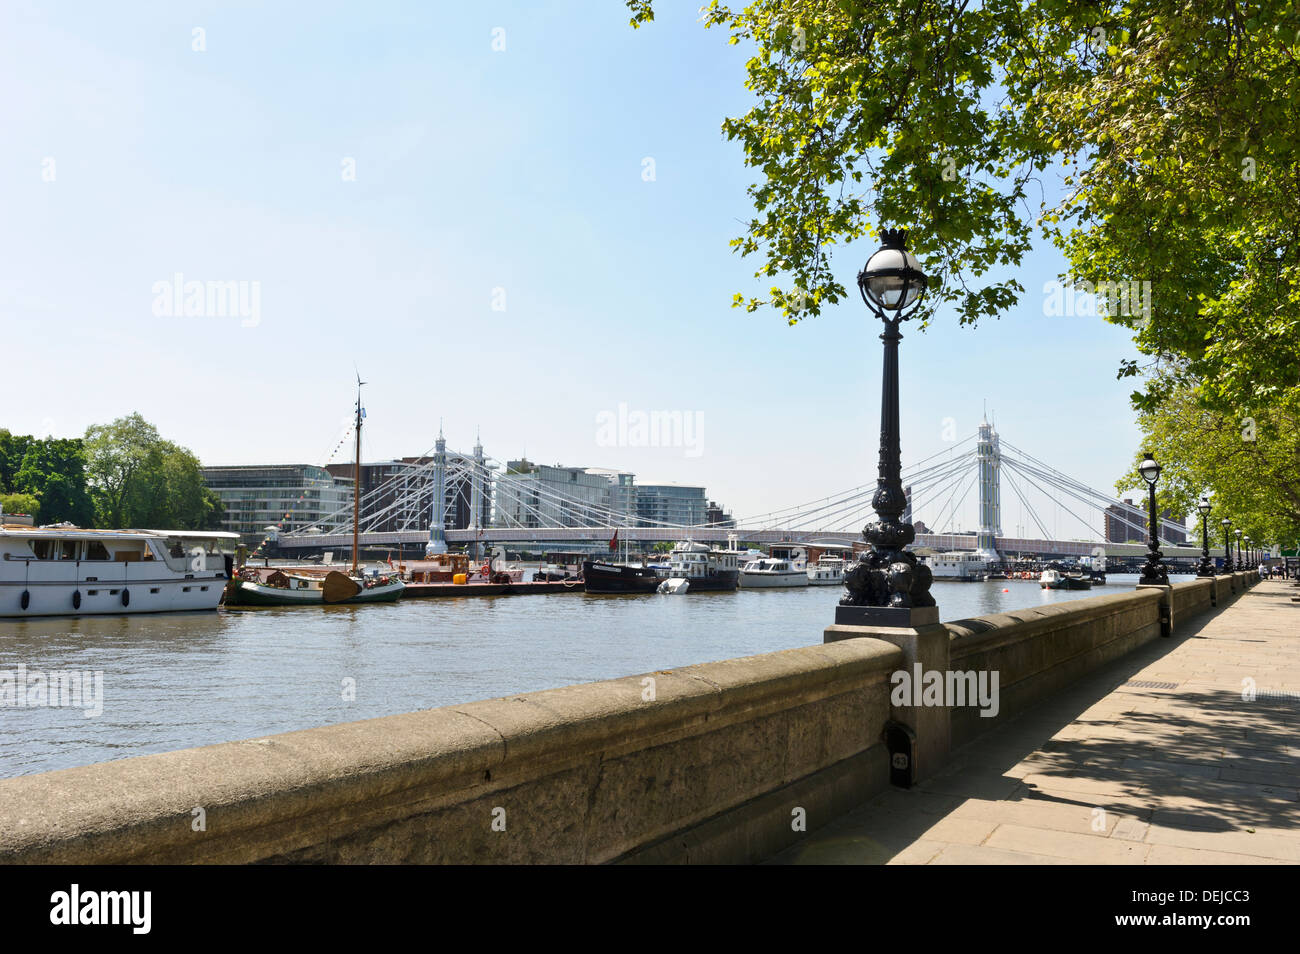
[657,578,689,595]
[655,541,741,592]
[922,550,990,581]
[807,554,847,585]
[740,557,809,588]
[0,525,238,617]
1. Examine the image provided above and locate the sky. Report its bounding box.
[0,1,1154,540]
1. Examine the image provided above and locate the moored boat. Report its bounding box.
[923,550,990,581]
[0,525,238,618]
[807,553,848,586]
[226,567,404,606]
[655,541,740,592]
[582,560,661,594]
[741,557,809,588]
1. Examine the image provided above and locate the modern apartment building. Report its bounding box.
[200,464,351,540]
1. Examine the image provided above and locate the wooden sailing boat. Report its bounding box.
[227,380,406,607]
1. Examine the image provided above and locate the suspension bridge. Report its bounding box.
[273,422,1222,563]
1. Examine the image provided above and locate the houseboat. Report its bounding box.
[582,560,661,594]
[922,550,990,581]
[0,525,238,617]
[656,541,740,592]
[807,553,848,585]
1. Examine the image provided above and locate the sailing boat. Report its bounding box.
[226,381,406,607]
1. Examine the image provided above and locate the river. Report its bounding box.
[0,573,1155,778]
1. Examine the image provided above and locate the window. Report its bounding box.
[59,540,80,560]
[29,540,55,560]
[85,541,111,561]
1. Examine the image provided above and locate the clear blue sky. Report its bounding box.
[0,0,1152,538]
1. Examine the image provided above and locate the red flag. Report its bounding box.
[609,529,618,552]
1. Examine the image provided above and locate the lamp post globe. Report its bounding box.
[837,229,936,624]
[1137,451,1168,586]
[1195,496,1214,578]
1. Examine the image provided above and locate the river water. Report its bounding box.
[0,573,1152,779]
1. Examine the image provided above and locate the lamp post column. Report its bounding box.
[1196,504,1214,578]
[1138,455,1168,586]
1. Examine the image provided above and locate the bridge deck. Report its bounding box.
[772,580,1300,865]
[276,527,1221,560]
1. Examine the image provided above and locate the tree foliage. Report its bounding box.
[627,1,1300,413]
[1117,386,1300,549]
[0,492,41,520]
[82,413,221,529]
[0,430,95,525]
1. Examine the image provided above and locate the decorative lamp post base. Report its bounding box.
[835,604,940,627]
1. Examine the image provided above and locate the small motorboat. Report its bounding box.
[657,578,689,595]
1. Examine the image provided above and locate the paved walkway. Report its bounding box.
[775,580,1300,864]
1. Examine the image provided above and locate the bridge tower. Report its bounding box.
[470,429,486,560]
[425,425,449,557]
[975,417,1002,560]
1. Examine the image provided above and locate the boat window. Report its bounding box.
[59,540,80,560]
[85,541,111,561]
[29,539,55,560]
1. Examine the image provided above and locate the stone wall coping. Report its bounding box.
[945,586,1162,651]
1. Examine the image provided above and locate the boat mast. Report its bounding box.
[352,377,364,574]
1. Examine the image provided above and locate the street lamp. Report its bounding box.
[1245,536,1252,570]
[838,229,936,623]
[1221,517,1232,574]
[1196,497,1214,577]
[1137,451,1169,585]
[1234,528,1243,571]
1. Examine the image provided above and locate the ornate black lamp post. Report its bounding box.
[1220,518,1232,574]
[1234,528,1243,571]
[838,229,937,624]
[1136,451,1169,585]
[1245,536,1252,569]
[1196,497,1214,577]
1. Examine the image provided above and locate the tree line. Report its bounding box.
[0,413,222,530]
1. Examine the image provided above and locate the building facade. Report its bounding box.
[493,460,619,529]
[635,483,708,528]
[201,464,351,540]
[1105,498,1187,544]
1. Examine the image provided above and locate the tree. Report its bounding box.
[83,414,162,528]
[1117,384,1300,549]
[12,438,95,525]
[0,492,40,520]
[0,430,34,490]
[83,414,219,530]
[627,1,1300,413]
[120,441,223,530]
